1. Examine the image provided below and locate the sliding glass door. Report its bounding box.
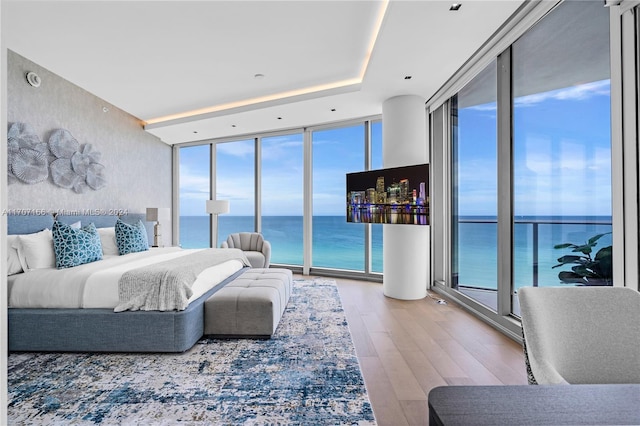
[451,61,498,310]
[511,0,612,315]
[440,0,613,321]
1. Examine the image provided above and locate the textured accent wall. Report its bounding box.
[7,50,172,244]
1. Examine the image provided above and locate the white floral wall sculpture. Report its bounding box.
[48,128,106,193]
[6,123,106,193]
[7,122,49,184]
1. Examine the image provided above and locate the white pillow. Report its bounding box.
[6,235,24,275]
[98,227,119,256]
[14,229,55,270]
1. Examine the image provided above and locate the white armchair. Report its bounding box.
[221,232,271,268]
[518,286,640,385]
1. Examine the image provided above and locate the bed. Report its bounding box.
[7,213,250,353]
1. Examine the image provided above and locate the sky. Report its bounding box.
[457,79,612,218]
[179,122,382,216]
[180,77,612,219]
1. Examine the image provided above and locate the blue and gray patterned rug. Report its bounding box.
[8,278,376,425]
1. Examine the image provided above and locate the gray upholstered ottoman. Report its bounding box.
[204,268,293,338]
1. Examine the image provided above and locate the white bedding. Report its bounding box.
[7,247,244,309]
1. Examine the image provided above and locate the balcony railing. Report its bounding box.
[454,216,612,289]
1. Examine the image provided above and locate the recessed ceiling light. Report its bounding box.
[231,124,236,128]
[277,117,282,120]
[193,131,198,134]
[450,3,461,11]
[404,76,412,80]
[331,108,336,112]
[254,73,265,79]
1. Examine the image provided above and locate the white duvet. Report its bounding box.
[7,247,244,309]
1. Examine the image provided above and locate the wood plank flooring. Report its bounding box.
[307,275,528,426]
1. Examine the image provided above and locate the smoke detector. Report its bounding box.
[26,72,41,88]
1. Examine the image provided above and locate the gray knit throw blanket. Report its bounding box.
[115,248,250,312]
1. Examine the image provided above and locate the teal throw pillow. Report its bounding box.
[115,219,149,255]
[52,220,103,269]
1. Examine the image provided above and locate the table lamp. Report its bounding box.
[146,207,170,247]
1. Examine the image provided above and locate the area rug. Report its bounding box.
[7,278,376,425]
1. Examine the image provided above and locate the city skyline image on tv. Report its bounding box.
[346,163,429,225]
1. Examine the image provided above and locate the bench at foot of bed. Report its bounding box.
[204,268,293,338]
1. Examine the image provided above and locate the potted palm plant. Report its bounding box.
[552,232,612,286]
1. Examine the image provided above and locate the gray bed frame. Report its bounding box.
[7,214,247,353]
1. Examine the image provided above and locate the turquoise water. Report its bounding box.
[455,216,612,290]
[179,215,612,284]
[179,216,384,272]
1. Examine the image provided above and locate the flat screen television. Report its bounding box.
[346,163,429,225]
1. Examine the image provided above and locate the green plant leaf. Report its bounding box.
[594,245,613,278]
[555,255,584,265]
[558,271,587,284]
[572,244,593,255]
[553,233,612,285]
[572,266,598,277]
[554,243,575,249]
[588,232,611,245]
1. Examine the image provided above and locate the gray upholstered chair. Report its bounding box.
[221,232,271,268]
[518,286,640,385]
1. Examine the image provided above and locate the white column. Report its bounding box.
[382,95,429,300]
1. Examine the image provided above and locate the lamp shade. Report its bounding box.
[146,207,170,222]
[206,200,230,215]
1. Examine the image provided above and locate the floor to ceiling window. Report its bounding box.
[511,0,611,315]
[312,124,366,271]
[178,144,211,248]
[431,1,613,334]
[371,120,383,273]
[176,117,382,277]
[451,60,498,311]
[261,133,304,266]
[215,139,255,248]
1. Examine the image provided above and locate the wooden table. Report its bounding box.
[428,384,640,425]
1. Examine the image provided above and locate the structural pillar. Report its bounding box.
[382,95,429,300]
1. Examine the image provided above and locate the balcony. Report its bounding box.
[453,216,613,314]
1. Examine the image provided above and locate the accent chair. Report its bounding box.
[221,232,271,268]
[518,286,640,385]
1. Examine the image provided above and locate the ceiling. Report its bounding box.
[3,0,524,145]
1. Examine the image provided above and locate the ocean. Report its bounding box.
[455,216,612,290]
[179,216,384,272]
[179,215,612,288]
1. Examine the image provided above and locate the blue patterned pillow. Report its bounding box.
[52,221,103,269]
[115,219,149,255]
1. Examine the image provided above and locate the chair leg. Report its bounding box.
[522,329,538,385]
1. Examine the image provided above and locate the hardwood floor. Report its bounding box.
[315,276,528,426]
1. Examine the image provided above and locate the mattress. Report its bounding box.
[8,247,244,309]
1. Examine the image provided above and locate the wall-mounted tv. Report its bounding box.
[346,163,429,225]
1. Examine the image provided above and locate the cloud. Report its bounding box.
[464,80,610,112]
[261,137,303,162]
[179,165,210,200]
[216,140,255,158]
[515,80,610,108]
[467,103,497,112]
